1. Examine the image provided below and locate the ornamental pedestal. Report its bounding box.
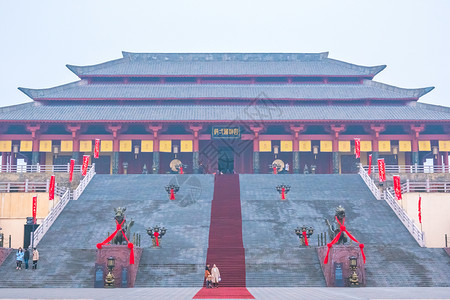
[317,245,366,287]
[94,245,143,288]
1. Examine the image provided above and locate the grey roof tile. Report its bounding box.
[0,102,449,122]
[19,80,432,101]
[65,52,386,77]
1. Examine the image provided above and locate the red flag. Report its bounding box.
[179,166,184,174]
[393,175,402,200]
[81,155,90,176]
[281,187,286,200]
[378,159,386,182]
[49,175,55,201]
[32,196,37,224]
[418,196,422,224]
[368,154,372,175]
[354,138,361,159]
[94,139,100,159]
[69,159,75,182]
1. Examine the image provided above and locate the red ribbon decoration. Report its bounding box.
[153,232,160,247]
[179,166,184,174]
[82,155,90,176]
[302,230,309,246]
[378,159,386,182]
[273,167,277,174]
[170,188,175,200]
[32,196,37,224]
[49,175,55,201]
[69,159,75,182]
[324,217,365,264]
[94,139,100,159]
[96,219,135,264]
[354,138,361,159]
[418,196,422,224]
[368,154,372,175]
[281,187,286,200]
[393,175,402,200]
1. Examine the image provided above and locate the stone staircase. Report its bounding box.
[240,174,450,287]
[0,174,214,288]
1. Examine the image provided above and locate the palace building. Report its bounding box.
[0,52,449,174]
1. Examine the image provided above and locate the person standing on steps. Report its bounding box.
[23,248,30,270]
[32,247,39,270]
[204,263,212,288]
[211,264,221,288]
[16,247,24,270]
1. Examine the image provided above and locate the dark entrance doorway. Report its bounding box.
[341,155,358,174]
[218,147,234,174]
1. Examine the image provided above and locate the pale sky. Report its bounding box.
[1,0,449,107]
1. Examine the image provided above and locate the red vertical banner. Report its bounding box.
[378,159,386,182]
[32,196,37,224]
[418,196,422,224]
[82,155,90,176]
[354,138,361,159]
[69,159,75,182]
[368,154,373,175]
[49,175,55,201]
[94,139,100,159]
[393,175,402,200]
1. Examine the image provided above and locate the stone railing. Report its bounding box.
[0,164,84,173]
[402,180,450,193]
[383,188,425,247]
[0,180,66,195]
[358,164,381,200]
[363,164,450,174]
[73,163,96,200]
[31,188,71,247]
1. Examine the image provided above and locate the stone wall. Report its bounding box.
[0,173,81,189]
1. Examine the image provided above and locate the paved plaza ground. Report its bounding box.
[0,288,450,300]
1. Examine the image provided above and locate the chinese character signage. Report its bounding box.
[212,127,241,139]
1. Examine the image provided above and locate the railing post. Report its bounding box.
[67,163,70,173]
[25,179,29,193]
[46,179,50,192]
[406,179,410,193]
[7,182,10,193]
[426,178,430,193]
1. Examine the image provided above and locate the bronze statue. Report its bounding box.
[325,205,348,244]
[111,207,134,245]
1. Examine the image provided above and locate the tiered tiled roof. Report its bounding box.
[1,102,449,122]
[66,52,386,77]
[19,80,432,101]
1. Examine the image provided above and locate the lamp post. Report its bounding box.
[276,184,290,200]
[313,145,319,160]
[146,226,167,247]
[173,145,179,158]
[273,145,279,159]
[294,226,314,246]
[122,162,128,175]
[134,145,140,159]
[12,144,19,158]
[104,256,116,288]
[53,145,59,159]
[165,184,180,200]
[348,256,359,287]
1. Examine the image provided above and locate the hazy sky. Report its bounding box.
[1,0,449,107]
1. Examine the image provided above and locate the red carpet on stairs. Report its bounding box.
[193,174,254,299]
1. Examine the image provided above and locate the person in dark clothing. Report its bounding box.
[23,248,30,270]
